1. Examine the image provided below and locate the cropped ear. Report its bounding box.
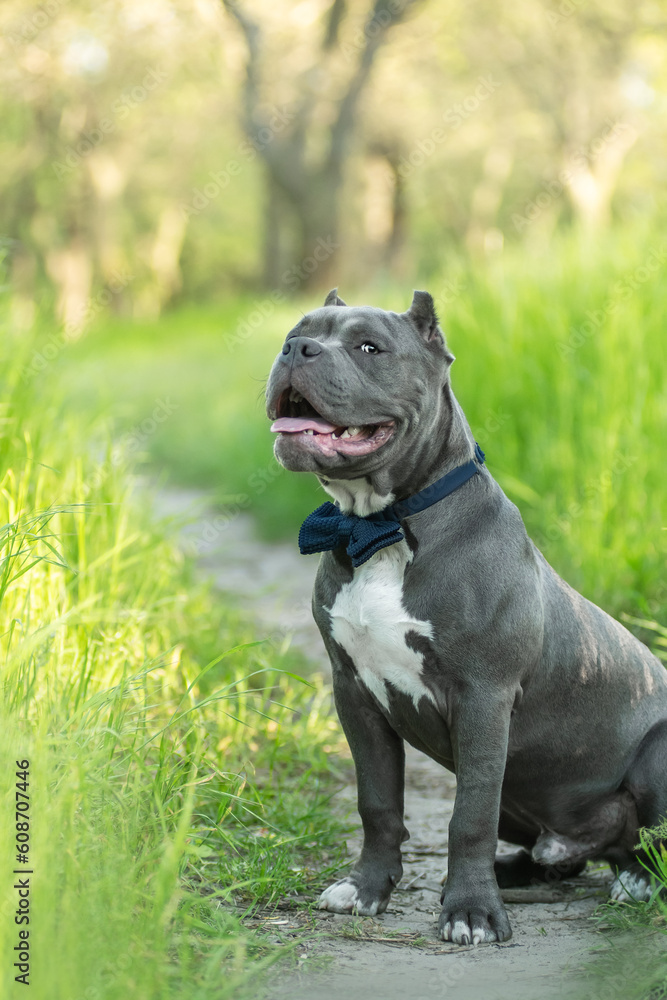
[323,287,347,307]
[405,290,439,339]
[404,290,454,362]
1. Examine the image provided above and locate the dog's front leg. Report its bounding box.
[440,691,513,945]
[318,661,407,916]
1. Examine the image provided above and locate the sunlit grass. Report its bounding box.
[47,225,667,624]
[4,224,667,996]
[0,331,348,999]
[578,823,667,1000]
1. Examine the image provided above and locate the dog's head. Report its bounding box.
[266,290,455,484]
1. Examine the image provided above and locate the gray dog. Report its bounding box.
[266,289,667,945]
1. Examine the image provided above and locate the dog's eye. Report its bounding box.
[360,342,379,354]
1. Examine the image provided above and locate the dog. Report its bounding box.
[266,288,667,945]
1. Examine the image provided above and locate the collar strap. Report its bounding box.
[298,443,485,567]
[381,442,485,522]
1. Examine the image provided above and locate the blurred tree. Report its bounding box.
[0,0,245,326]
[0,0,666,322]
[460,1,647,237]
[360,0,661,268]
[222,0,424,289]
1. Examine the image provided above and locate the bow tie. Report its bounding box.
[299,444,485,567]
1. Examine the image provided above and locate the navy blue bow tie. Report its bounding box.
[299,444,485,567]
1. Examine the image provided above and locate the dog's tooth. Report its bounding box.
[289,390,303,403]
[304,429,314,435]
[348,427,361,436]
[340,429,351,439]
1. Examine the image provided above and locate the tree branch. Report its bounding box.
[221,0,262,145]
[323,0,347,50]
[221,0,306,198]
[326,0,419,177]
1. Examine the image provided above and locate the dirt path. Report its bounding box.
[153,485,610,1000]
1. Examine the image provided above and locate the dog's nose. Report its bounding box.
[282,337,322,358]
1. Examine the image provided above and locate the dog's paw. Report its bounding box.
[439,887,512,945]
[318,874,390,916]
[610,870,656,903]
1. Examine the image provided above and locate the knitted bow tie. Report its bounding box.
[298,444,485,567]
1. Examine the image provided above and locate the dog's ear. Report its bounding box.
[404,291,454,362]
[405,291,440,340]
[323,288,347,307]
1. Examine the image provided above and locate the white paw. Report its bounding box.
[440,918,498,945]
[318,876,380,915]
[610,870,655,903]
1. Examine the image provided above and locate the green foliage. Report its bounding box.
[2,0,667,314]
[0,325,348,999]
[445,227,667,621]
[576,824,667,1000]
[3,222,667,996]
[640,823,667,893]
[48,227,667,626]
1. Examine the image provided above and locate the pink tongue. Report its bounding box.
[271,417,338,434]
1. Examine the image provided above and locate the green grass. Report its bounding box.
[42,224,667,624]
[0,326,350,999]
[574,820,667,1000]
[4,223,667,997]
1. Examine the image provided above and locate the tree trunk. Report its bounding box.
[562,121,638,231]
[262,171,283,288]
[223,0,419,291]
[383,150,408,277]
[293,167,343,291]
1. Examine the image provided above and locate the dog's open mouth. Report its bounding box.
[270,389,395,457]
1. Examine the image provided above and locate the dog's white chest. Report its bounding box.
[325,543,435,710]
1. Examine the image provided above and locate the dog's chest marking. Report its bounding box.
[325,543,435,710]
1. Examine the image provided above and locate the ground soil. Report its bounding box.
[154,486,619,1000]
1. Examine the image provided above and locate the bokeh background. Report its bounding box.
[2,3,667,998]
[3,0,667,311]
[3,0,667,610]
